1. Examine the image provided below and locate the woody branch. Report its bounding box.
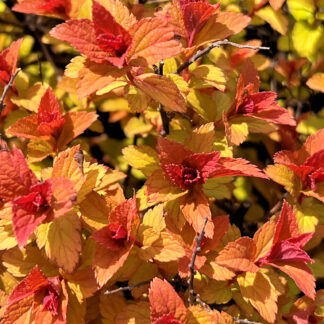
[175,39,270,74]
[0,68,21,113]
[104,280,151,295]
[188,217,209,306]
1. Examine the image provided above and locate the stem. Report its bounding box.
[155,61,171,136]
[0,68,21,113]
[175,39,270,74]
[188,217,209,306]
[104,280,151,295]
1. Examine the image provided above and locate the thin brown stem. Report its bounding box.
[104,280,151,295]
[188,217,209,306]
[0,68,21,113]
[175,39,270,74]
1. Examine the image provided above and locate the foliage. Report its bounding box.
[0,0,324,323]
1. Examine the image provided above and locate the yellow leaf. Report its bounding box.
[307,73,324,92]
[2,245,58,277]
[190,65,227,91]
[123,145,160,177]
[237,271,278,323]
[142,204,166,232]
[291,21,324,61]
[123,116,153,137]
[79,191,110,232]
[203,177,233,200]
[27,140,54,163]
[256,6,288,35]
[125,85,150,113]
[115,301,151,323]
[184,122,215,153]
[96,80,128,95]
[187,89,219,122]
[187,305,220,323]
[100,293,127,324]
[225,120,249,146]
[11,82,47,112]
[43,212,82,273]
[287,0,315,21]
[0,220,17,250]
[265,164,302,198]
[138,228,185,262]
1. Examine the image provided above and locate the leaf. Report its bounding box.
[50,19,112,64]
[27,140,54,163]
[291,21,324,61]
[133,73,187,113]
[138,228,185,262]
[0,220,17,250]
[7,115,40,140]
[179,186,214,238]
[76,59,129,98]
[57,111,98,149]
[146,169,187,203]
[237,271,278,323]
[270,262,315,299]
[216,237,259,272]
[0,148,37,201]
[43,212,81,273]
[93,243,132,287]
[253,220,276,261]
[142,204,166,232]
[190,65,226,91]
[95,0,137,30]
[149,278,187,323]
[287,0,315,21]
[265,164,302,197]
[115,301,151,323]
[194,11,251,46]
[184,122,215,153]
[224,115,249,146]
[122,145,160,177]
[187,305,220,323]
[79,192,110,232]
[256,6,288,35]
[127,17,182,65]
[307,73,324,93]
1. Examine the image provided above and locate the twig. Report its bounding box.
[104,280,151,295]
[175,39,270,74]
[155,61,170,136]
[0,68,21,113]
[188,217,209,306]
[233,318,263,324]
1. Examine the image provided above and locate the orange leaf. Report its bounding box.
[57,111,98,149]
[269,0,285,10]
[149,278,188,323]
[133,73,187,113]
[216,237,260,272]
[93,243,133,287]
[306,73,324,93]
[52,145,85,192]
[179,186,214,238]
[7,115,42,140]
[127,17,182,65]
[194,12,251,46]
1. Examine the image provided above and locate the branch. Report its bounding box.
[175,39,270,74]
[0,68,21,113]
[155,61,171,136]
[104,280,151,295]
[188,217,209,306]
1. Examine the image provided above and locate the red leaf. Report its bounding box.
[270,262,315,299]
[182,2,218,46]
[92,1,132,67]
[273,200,299,245]
[12,180,52,247]
[37,88,65,138]
[0,148,38,201]
[1,38,23,76]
